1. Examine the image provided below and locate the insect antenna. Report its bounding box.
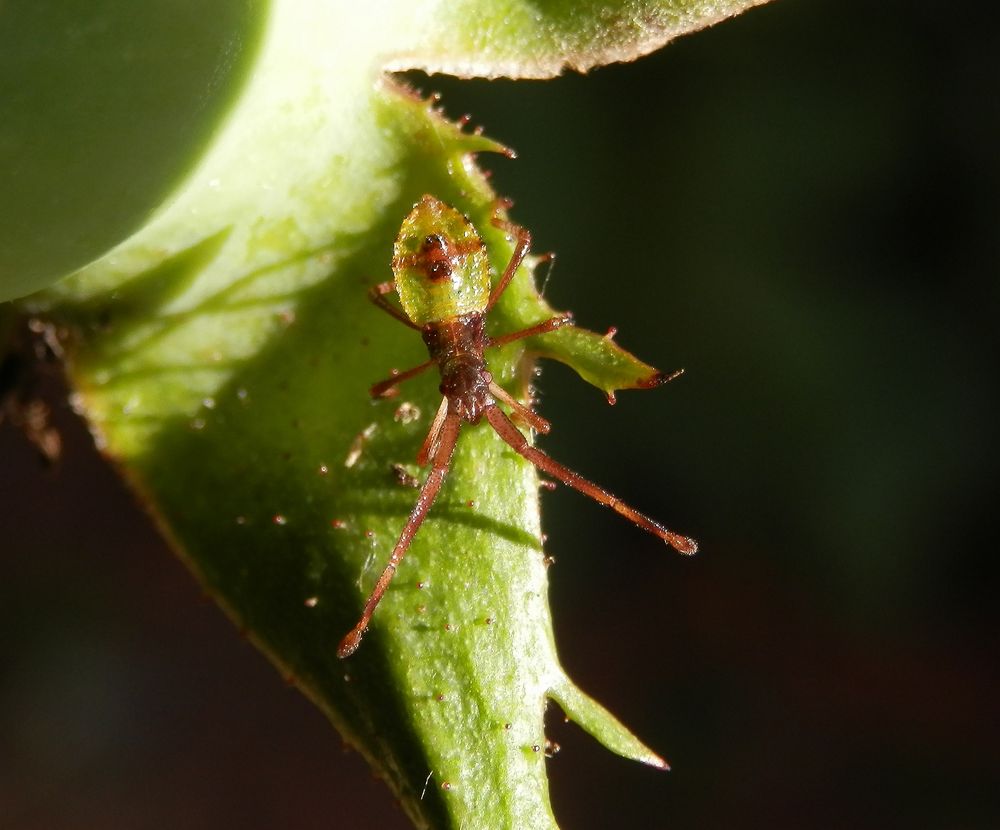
[338,407,463,658]
[488,381,550,434]
[416,396,450,466]
[483,405,697,555]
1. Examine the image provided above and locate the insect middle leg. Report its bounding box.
[370,358,436,398]
[483,406,698,555]
[487,381,550,434]
[486,206,532,312]
[338,407,463,658]
[487,314,574,349]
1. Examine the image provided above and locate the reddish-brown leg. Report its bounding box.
[369,281,421,330]
[370,358,436,398]
[487,314,574,349]
[338,407,463,658]
[486,211,532,312]
[484,406,698,555]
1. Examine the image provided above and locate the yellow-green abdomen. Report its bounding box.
[392,195,490,327]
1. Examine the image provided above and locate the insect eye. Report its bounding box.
[422,234,446,253]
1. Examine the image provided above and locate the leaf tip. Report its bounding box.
[638,367,685,389]
[548,676,669,770]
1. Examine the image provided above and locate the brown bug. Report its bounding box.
[337,196,696,657]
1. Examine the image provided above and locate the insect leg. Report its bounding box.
[370,358,436,398]
[484,406,697,555]
[369,281,421,330]
[486,209,532,312]
[338,408,463,658]
[487,381,551,435]
[487,314,574,349]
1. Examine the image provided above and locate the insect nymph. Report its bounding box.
[338,195,697,658]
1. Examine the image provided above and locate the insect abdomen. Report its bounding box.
[392,196,491,326]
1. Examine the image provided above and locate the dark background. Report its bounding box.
[2,0,998,827]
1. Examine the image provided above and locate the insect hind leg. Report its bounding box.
[369,281,421,330]
[486,203,532,312]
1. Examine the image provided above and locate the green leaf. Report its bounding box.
[9,1,770,827]
[384,0,773,78]
[0,0,268,300]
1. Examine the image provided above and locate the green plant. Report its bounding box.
[1,2,771,826]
